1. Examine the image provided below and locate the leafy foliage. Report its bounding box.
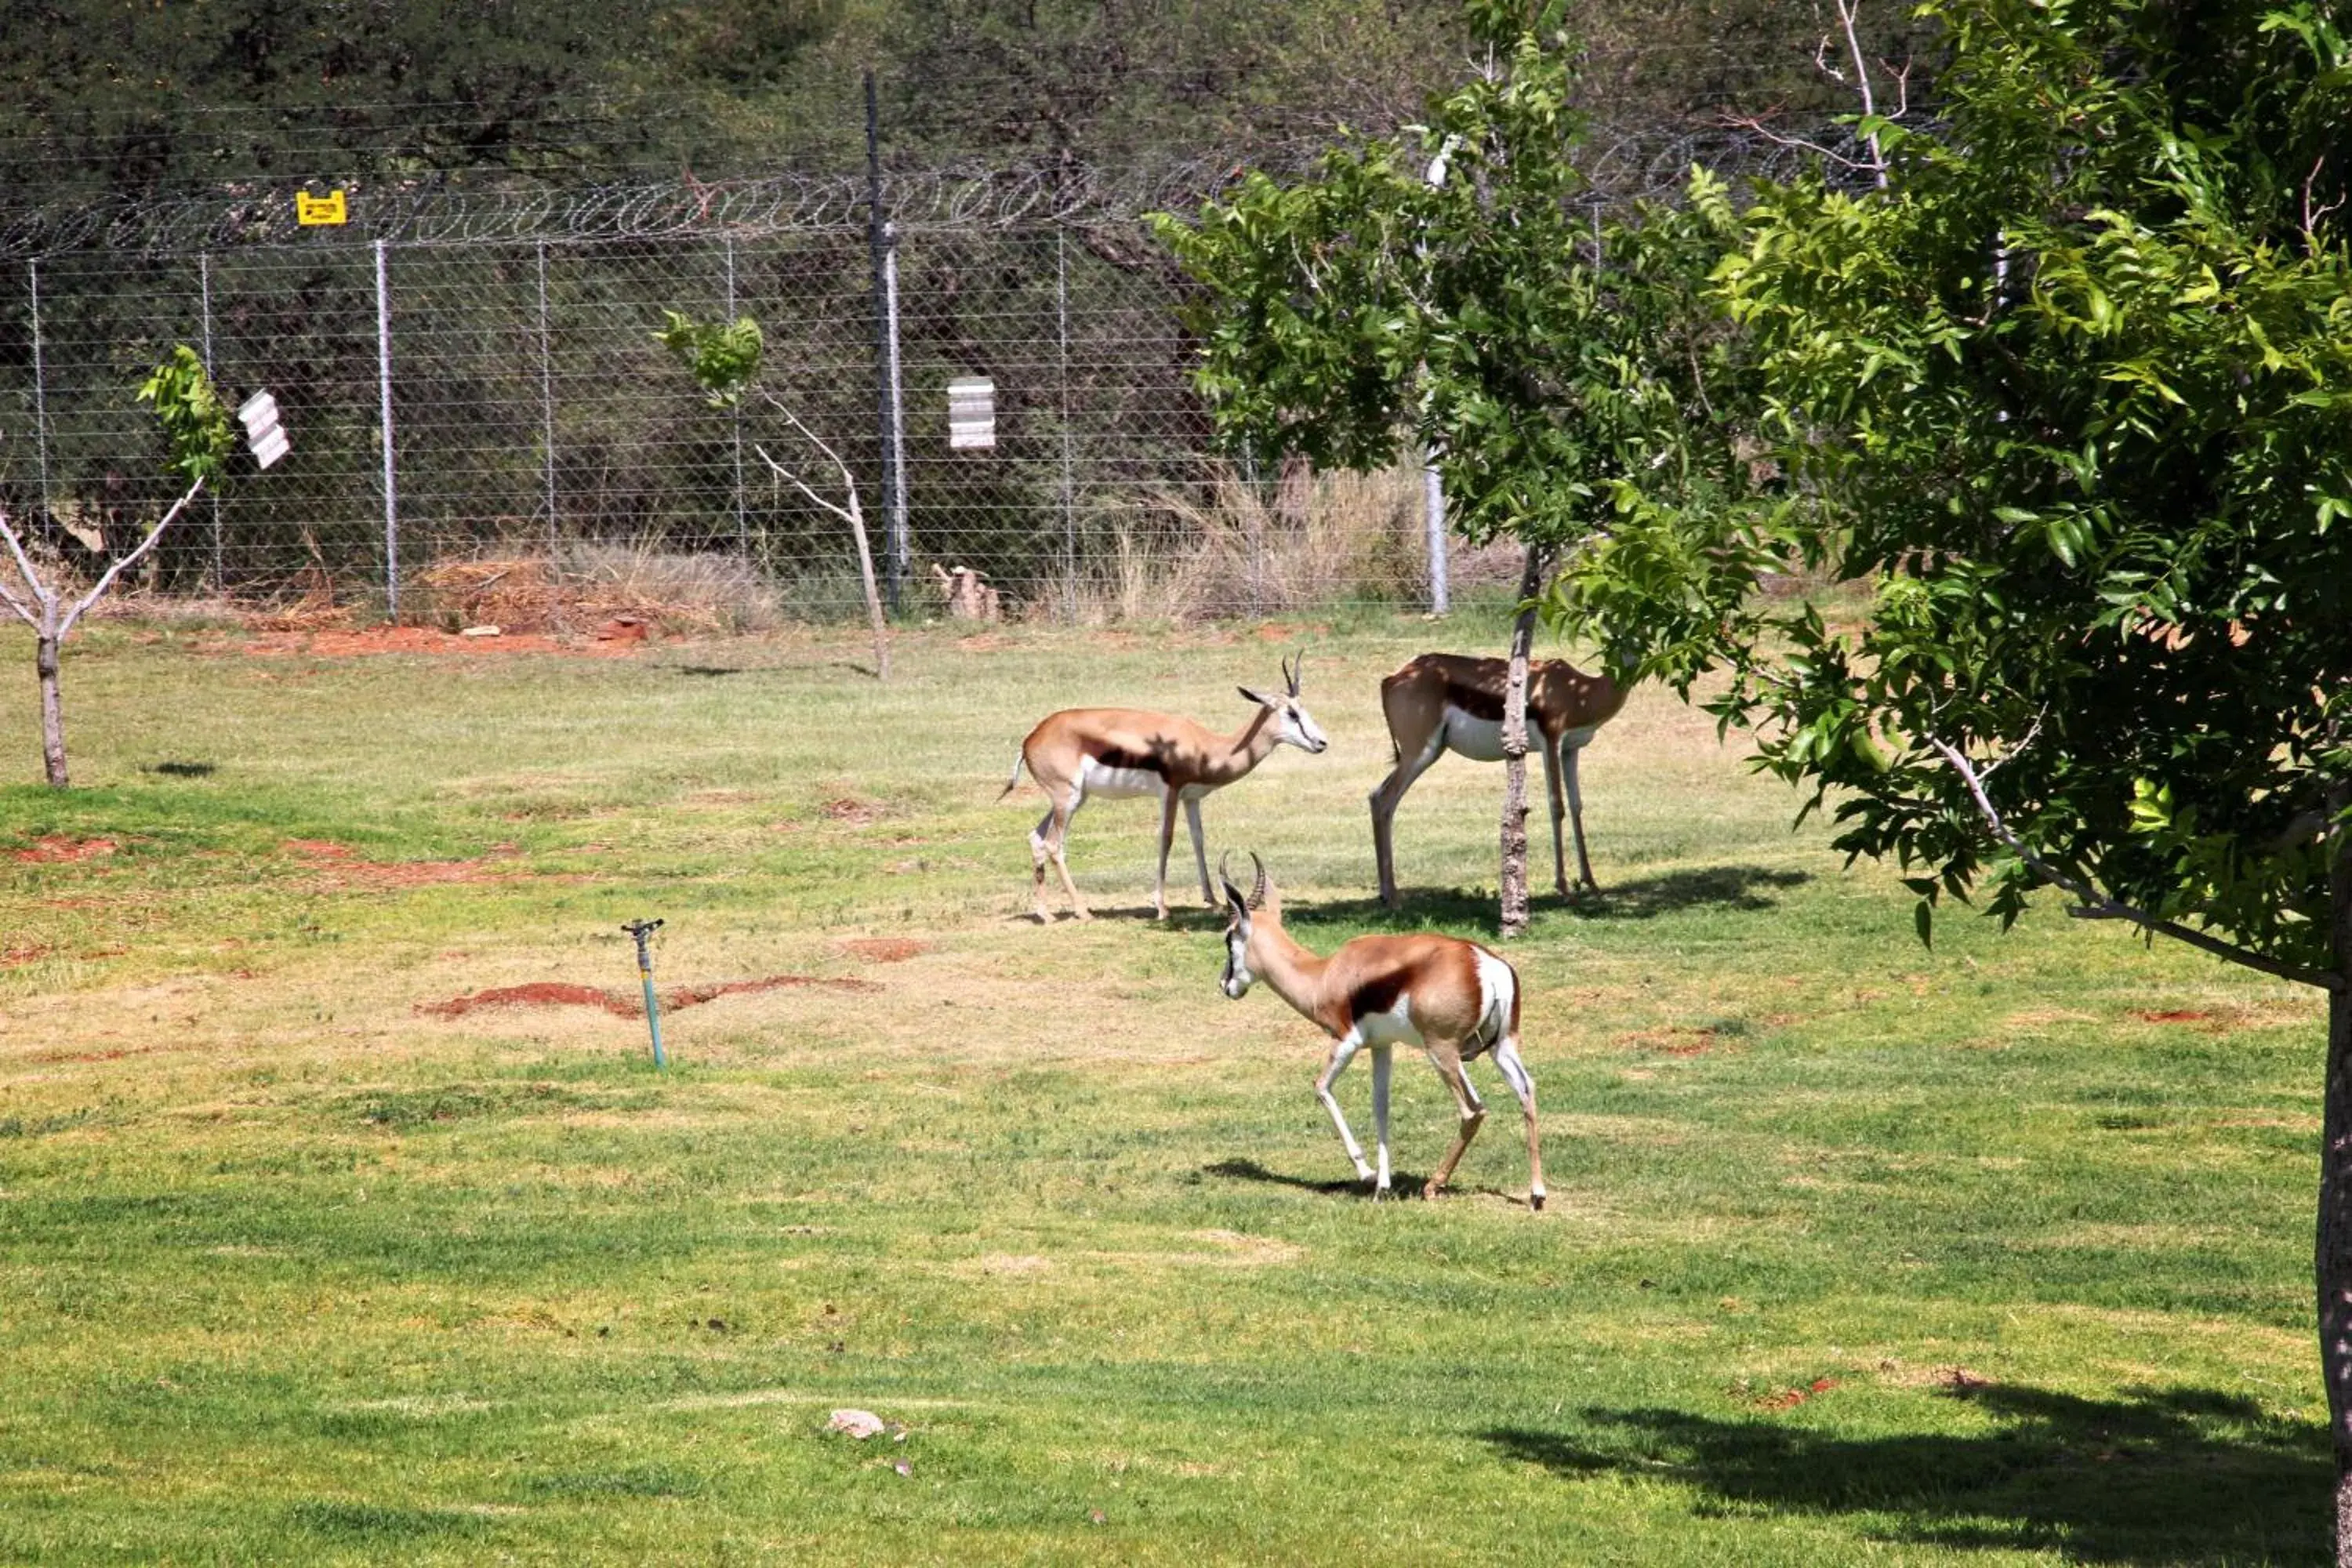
[1636,0,2352,977]
[1155,0,1763,688]
[136,346,235,486]
[652,310,764,408]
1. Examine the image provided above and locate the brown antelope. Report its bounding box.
[1369,652,1629,907]
[1217,853,1544,1209]
[1004,655,1328,922]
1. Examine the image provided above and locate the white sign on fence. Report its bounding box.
[237,390,291,470]
[947,376,995,450]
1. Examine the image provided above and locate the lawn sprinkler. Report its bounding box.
[621,918,667,1069]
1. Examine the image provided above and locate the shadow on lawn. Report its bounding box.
[1203,1156,1414,1198]
[1486,1381,2327,1563]
[1286,864,1813,938]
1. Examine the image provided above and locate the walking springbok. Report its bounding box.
[1216,853,1544,1209]
[1369,652,1629,907]
[1004,654,1328,922]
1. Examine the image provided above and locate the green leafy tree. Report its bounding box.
[1155,0,1757,931]
[1,347,231,786]
[1555,0,2352,1540]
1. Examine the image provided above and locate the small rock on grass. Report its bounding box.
[827,1408,886,1439]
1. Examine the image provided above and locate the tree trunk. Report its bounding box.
[1497,546,1550,938]
[35,630,67,788]
[842,491,891,681]
[2321,795,2352,1563]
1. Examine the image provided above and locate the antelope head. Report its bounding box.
[1238,651,1327,754]
[1217,851,1272,999]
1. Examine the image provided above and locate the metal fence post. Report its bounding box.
[536,239,557,559]
[199,251,224,590]
[27,260,52,528]
[866,70,909,612]
[1424,460,1450,615]
[1058,227,1077,623]
[373,238,400,622]
[724,234,747,554]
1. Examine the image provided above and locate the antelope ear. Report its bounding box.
[1221,880,1250,917]
[1236,686,1274,708]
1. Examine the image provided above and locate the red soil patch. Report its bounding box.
[2132,1009,2219,1025]
[840,938,926,964]
[822,797,884,825]
[420,982,633,1018]
[11,835,117,863]
[280,838,532,889]
[1623,1026,1721,1057]
[1754,1377,1839,1413]
[3,942,57,966]
[418,973,881,1019]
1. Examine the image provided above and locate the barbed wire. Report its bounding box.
[0,120,1868,259]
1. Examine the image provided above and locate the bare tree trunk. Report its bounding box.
[2321,791,2352,1563]
[1497,545,1551,938]
[842,490,891,681]
[35,630,67,787]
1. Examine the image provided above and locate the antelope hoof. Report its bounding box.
[1421,1178,1446,1202]
[1530,1191,1546,1212]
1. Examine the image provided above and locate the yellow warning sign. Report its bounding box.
[296,190,348,227]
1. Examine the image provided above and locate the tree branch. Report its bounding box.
[1720,114,1886,178]
[1929,735,2343,992]
[0,510,56,628]
[1835,0,1889,189]
[60,477,205,639]
[751,441,854,525]
[2304,154,2345,252]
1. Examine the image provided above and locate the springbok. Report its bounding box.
[1217,853,1544,1209]
[1369,652,1629,907]
[1004,655,1327,922]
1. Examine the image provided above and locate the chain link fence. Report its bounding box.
[0,109,1853,629]
[3,181,1483,630]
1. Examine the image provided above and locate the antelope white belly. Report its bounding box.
[1078,757,1165,800]
[1440,707,1507,762]
[1349,996,1425,1049]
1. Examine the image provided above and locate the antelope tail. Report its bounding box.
[999,748,1028,799]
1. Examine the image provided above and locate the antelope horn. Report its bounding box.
[1247,851,1269,911]
[1218,851,1244,905]
[1283,650,1303,697]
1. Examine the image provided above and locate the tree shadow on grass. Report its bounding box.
[1577,864,1813,921]
[1290,865,1813,938]
[1485,1381,2326,1563]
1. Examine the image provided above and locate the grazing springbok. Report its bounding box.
[1216,853,1544,1209]
[1004,655,1328,922]
[1369,652,1629,907]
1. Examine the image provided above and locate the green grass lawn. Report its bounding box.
[0,611,2332,1564]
